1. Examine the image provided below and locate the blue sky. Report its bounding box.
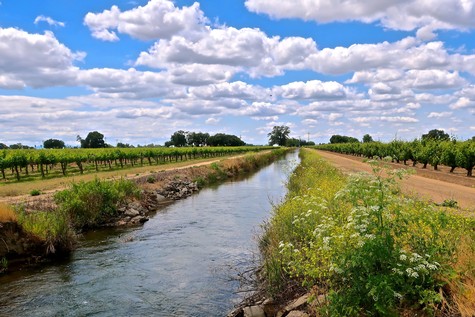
[1,0,475,146]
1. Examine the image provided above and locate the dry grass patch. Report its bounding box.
[0,203,17,222]
[449,237,475,316]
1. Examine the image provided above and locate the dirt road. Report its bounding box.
[315,150,475,212]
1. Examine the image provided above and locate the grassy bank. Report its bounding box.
[261,149,475,316]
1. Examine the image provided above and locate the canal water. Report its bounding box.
[0,151,299,317]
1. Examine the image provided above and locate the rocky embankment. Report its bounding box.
[228,293,327,317]
[108,179,200,227]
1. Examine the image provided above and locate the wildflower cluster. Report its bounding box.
[263,149,473,316]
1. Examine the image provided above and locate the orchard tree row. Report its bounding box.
[316,131,475,177]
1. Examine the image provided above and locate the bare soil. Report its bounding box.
[315,150,475,213]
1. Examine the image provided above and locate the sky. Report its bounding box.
[0,0,475,147]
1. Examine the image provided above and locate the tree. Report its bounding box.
[421,129,450,142]
[208,133,245,146]
[268,126,290,146]
[77,131,106,148]
[330,135,359,144]
[0,143,7,149]
[362,134,374,143]
[456,140,475,177]
[168,130,187,147]
[43,138,65,149]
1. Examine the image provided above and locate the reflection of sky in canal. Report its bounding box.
[0,151,299,317]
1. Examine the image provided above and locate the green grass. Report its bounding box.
[15,207,74,254]
[54,178,140,229]
[261,148,475,316]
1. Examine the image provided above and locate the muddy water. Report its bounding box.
[0,151,299,317]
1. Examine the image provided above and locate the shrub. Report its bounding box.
[54,178,140,229]
[30,189,41,196]
[146,176,156,183]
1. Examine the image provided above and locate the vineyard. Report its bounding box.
[0,146,274,182]
[315,139,475,177]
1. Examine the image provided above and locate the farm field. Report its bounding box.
[0,146,271,199]
[316,149,475,212]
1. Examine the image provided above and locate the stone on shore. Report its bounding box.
[243,305,265,317]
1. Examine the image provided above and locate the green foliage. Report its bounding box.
[186,132,210,147]
[362,134,374,143]
[268,125,290,146]
[43,138,65,149]
[15,207,74,254]
[29,189,41,196]
[262,149,473,315]
[285,138,315,147]
[316,138,475,176]
[169,130,187,147]
[54,178,140,229]
[0,146,273,182]
[440,199,458,208]
[422,129,450,142]
[207,133,245,146]
[330,135,360,144]
[146,175,156,183]
[78,131,106,148]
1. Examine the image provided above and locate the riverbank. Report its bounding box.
[0,148,290,274]
[235,148,475,316]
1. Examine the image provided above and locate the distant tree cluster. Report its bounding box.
[285,138,315,147]
[43,138,65,149]
[0,142,34,149]
[330,135,360,144]
[117,142,135,148]
[164,131,245,147]
[208,133,245,146]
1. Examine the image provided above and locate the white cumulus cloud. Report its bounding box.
[84,0,208,41]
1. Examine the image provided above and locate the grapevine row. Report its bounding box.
[0,146,274,182]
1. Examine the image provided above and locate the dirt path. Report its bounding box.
[315,150,475,212]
